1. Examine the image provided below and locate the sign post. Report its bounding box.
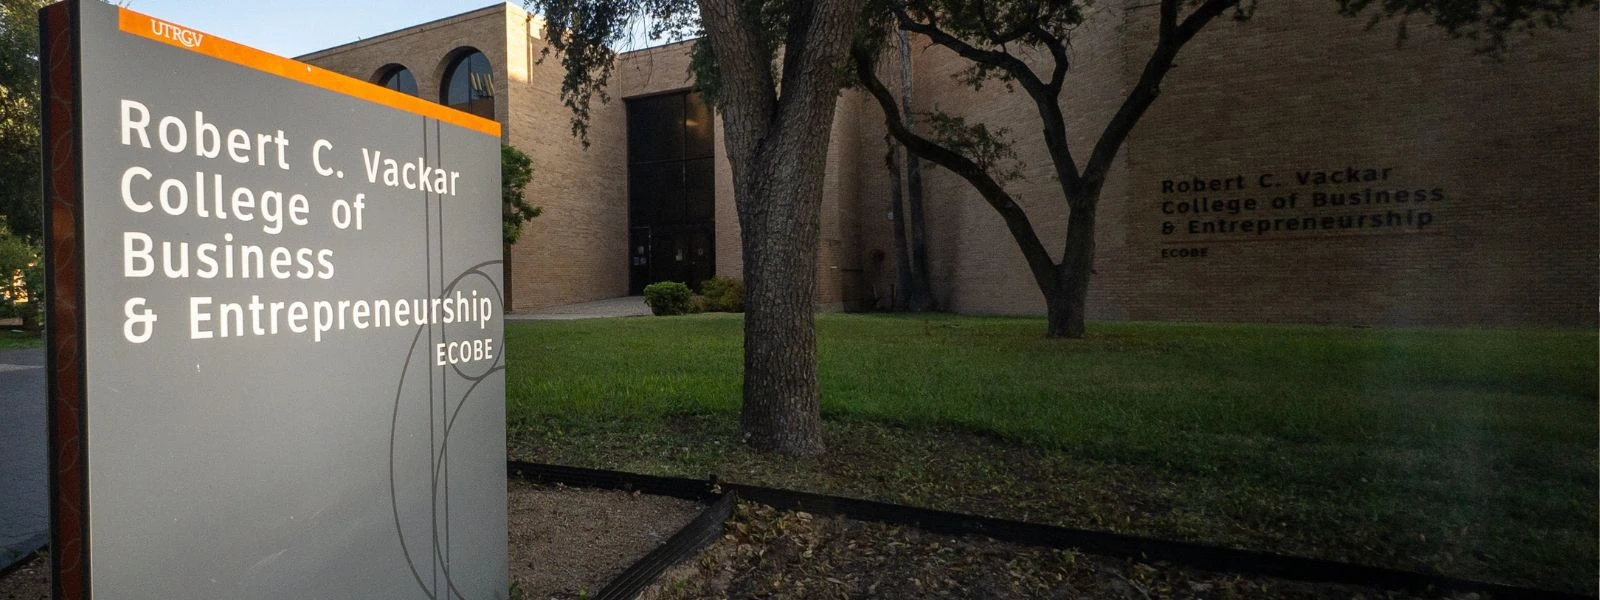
[40,1,508,597]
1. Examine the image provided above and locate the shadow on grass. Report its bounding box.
[505,315,1598,593]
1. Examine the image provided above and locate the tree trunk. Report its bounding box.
[897,30,934,312]
[736,141,827,456]
[884,135,912,311]
[502,246,514,310]
[697,0,861,455]
[1046,203,1097,338]
[1043,281,1082,338]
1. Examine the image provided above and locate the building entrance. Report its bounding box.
[627,91,715,294]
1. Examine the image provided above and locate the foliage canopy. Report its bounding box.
[0,0,45,242]
[502,144,542,246]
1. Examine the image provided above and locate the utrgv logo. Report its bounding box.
[150,20,204,49]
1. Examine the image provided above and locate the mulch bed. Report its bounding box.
[0,483,1518,600]
[510,480,703,598]
[0,557,44,600]
[644,502,1491,600]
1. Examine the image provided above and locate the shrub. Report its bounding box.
[501,144,541,246]
[20,258,42,331]
[643,281,693,316]
[0,226,41,330]
[700,276,745,312]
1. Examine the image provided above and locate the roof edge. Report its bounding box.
[296,2,523,61]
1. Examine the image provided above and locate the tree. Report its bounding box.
[895,27,934,312]
[879,26,933,312]
[502,144,542,310]
[883,133,913,309]
[0,0,45,242]
[0,217,41,330]
[850,0,1594,338]
[530,0,866,455]
[502,144,542,246]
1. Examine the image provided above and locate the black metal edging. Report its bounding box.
[508,461,717,502]
[507,461,1593,600]
[592,493,737,600]
[0,542,47,582]
[722,483,1591,600]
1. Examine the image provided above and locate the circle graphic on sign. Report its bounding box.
[387,260,503,600]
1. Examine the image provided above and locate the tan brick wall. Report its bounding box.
[850,86,896,309]
[502,9,630,311]
[300,5,635,312]
[830,91,867,310]
[1120,3,1598,327]
[852,3,1596,327]
[302,4,1598,326]
[812,90,859,308]
[299,6,511,119]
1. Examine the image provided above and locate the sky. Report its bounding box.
[119,0,519,58]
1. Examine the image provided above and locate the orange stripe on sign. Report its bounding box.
[117,8,502,138]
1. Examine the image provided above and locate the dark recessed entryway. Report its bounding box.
[627,91,715,295]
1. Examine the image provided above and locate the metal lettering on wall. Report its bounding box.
[45,2,508,598]
[1152,166,1449,259]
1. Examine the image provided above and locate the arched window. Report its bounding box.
[374,65,418,96]
[440,49,494,120]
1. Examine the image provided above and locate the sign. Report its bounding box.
[1150,166,1449,259]
[40,1,507,598]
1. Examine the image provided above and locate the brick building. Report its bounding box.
[299,2,1598,327]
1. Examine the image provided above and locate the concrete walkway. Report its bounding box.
[506,296,652,321]
[0,347,47,570]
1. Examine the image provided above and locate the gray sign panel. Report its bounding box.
[50,2,507,598]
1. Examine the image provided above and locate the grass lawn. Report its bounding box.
[0,328,41,349]
[504,313,1597,592]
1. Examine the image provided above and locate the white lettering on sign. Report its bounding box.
[149,19,204,48]
[436,338,496,366]
[361,148,463,197]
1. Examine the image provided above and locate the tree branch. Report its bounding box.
[891,3,1083,192]
[891,4,1048,98]
[852,44,1060,290]
[1026,20,1079,193]
[774,0,859,122]
[1030,23,1070,93]
[695,0,778,159]
[1081,0,1237,202]
[1158,0,1178,46]
[780,0,818,104]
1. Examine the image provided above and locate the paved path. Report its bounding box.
[506,296,651,321]
[0,347,47,569]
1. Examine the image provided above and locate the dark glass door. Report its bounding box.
[628,227,652,295]
[629,225,715,295]
[627,91,715,293]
